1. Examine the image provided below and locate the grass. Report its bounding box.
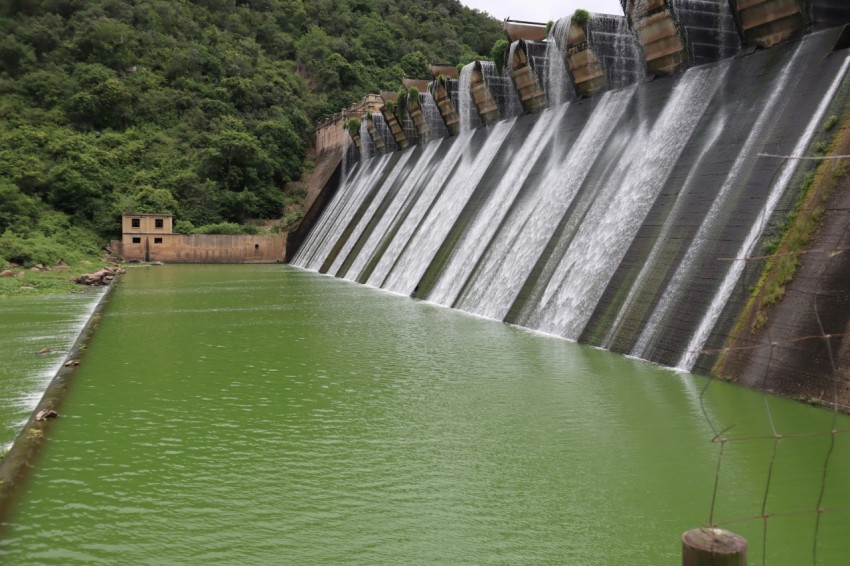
[713,100,850,379]
[0,256,112,298]
[750,161,848,333]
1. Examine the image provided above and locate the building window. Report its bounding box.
[155,219,164,228]
[132,237,141,244]
[131,218,141,228]
[154,237,163,244]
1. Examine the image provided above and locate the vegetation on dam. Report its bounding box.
[0,0,502,273]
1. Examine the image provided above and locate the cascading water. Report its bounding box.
[544,20,571,107]
[382,119,516,295]
[421,92,449,141]
[294,20,850,393]
[292,161,365,268]
[601,112,729,350]
[458,63,482,133]
[294,153,393,271]
[366,131,475,288]
[631,42,808,359]
[503,43,525,118]
[343,141,444,282]
[601,14,644,88]
[327,151,415,276]
[372,112,396,152]
[481,59,522,118]
[526,63,728,340]
[359,119,373,160]
[426,104,568,307]
[678,52,850,371]
[455,87,636,321]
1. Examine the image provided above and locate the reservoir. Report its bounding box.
[1,265,848,563]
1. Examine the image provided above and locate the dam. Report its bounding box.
[2,2,850,563]
[292,0,850,409]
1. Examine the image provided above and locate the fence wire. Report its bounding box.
[687,152,850,564]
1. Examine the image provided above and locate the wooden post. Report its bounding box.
[682,528,747,565]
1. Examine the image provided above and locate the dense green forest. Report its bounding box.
[0,0,501,266]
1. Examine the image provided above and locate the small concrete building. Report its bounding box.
[113,213,286,263]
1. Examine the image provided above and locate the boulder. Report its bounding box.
[0,270,13,278]
[35,409,58,421]
[73,266,125,286]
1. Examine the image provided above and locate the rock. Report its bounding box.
[20,286,34,291]
[0,270,13,278]
[35,348,52,355]
[63,359,80,367]
[35,409,58,422]
[57,259,68,266]
[53,265,70,271]
[16,271,25,278]
[73,266,124,286]
[30,266,41,271]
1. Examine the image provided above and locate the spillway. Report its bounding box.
[293,10,850,400]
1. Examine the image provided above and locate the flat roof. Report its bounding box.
[123,213,174,218]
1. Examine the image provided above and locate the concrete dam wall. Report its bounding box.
[292,1,850,409]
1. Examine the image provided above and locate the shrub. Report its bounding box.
[193,222,258,235]
[345,117,360,136]
[574,9,591,26]
[491,39,509,74]
[174,219,196,234]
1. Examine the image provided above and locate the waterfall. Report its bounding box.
[295,154,392,271]
[526,62,728,340]
[366,131,475,288]
[678,53,850,371]
[426,104,568,307]
[372,112,395,151]
[343,141,444,282]
[326,150,415,276]
[292,161,364,268]
[359,119,373,160]
[455,87,636,321]
[601,111,728,350]
[294,23,850,390]
[421,92,449,141]
[458,63,482,133]
[381,120,516,295]
[631,42,808,359]
[605,14,644,88]
[481,59,522,119]
[544,21,571,107]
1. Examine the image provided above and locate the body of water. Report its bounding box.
[0,289,105,452]
[1,265,847,563]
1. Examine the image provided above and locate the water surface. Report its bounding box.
[0,289,104,452]
[1,265,847,563]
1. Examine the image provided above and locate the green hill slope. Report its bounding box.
[0,0,501,267]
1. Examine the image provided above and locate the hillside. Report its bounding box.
[0,0,502,267]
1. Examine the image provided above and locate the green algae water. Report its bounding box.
[0,290,105,452]
[1,265,848,563]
